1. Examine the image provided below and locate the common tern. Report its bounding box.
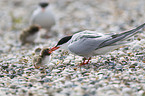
[19,25,40,45]
[30,1,56,37]
[49,23,145,66]
[33,47,51,69]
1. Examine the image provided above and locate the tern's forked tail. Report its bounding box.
[120,23,145,39]
[98,23,145,48]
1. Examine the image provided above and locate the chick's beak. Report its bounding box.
[48,46,60,54]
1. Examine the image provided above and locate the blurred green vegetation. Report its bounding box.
[9,11,23,30]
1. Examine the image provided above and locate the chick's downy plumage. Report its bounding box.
[33,48,51,69]
[19,25,40,45]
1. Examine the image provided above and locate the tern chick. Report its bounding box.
[48,23,145,66]
[19,25,40,45]
[33,48,51,69]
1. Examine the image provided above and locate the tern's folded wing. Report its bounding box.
[68,37,108,56]
[98,23,145,49]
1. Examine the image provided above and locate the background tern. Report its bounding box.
[30,1,56,38]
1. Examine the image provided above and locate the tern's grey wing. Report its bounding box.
[98,23,145,49]
[71,31,106,44]
[68,37,108,56]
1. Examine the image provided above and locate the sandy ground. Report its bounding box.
[0,0,145,96]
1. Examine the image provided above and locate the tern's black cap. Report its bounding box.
[56,36,72,46]
[39,2,49,8]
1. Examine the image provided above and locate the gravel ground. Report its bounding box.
[0,0,145,96]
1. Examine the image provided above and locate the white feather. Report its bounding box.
[41,55,51,66]
[30,6,55,31]
[26,33,38,42]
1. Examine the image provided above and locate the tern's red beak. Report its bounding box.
[42,8,45,12]
[38,26,41,29]
[48,46,60,54]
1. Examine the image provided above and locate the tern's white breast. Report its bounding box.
[91,44,123,56]
[31,7,55,30]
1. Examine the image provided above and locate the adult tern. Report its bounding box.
[30,1,56,37]
[49,23,145,66]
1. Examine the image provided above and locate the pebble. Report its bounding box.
[63,59,70,64]
[129,65,135,68]
[28,78,38,83]
[138,90,145,96]
[9,84,19,89]
[52,69,61,73]
[90,59,98,63]
[122,88,132,94]
[115,64,123,69]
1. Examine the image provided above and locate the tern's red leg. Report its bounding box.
[79,57,92,66]
[79,57,86,66]
[86,57,91,64]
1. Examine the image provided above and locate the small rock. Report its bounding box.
[9,84,19,89]
[129,65,135,68]
[122,88,132,94]
[52,69,61,73]
[28,78,37,83]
